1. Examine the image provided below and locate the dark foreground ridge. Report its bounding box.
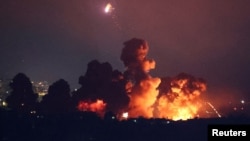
[1,109,250,141]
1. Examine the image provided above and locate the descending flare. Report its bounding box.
[104,3,112,13]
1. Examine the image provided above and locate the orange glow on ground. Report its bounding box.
[77,99,106,117]
[126,74,207,121]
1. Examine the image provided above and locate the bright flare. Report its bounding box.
[122,112,129,119]
[104,3,112,13]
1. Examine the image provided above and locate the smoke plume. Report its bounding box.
[120,38,207,120]
[74,38,210,120]
[121,38,161,118]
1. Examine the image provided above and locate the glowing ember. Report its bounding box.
[122,112,129,119]
[77,99,106,117]
[126,73,208,120]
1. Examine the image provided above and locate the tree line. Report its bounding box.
[4,59,129,116]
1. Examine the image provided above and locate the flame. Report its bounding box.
[126,73,207,121]
[157,94,201,120]
[128,77,161,118]
[77,99,106,117]
[122,112,129,119]
[74,39,216,121]
[154,74,207,120]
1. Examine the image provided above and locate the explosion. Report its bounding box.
[155,73,207,120]
[120,38,207,120]
[77,99,106,117]
[120,38,161,118]
[75,38,217,121]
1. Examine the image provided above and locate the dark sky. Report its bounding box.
[1,0,250,100]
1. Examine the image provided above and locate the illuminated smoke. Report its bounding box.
[120,38,208,120]
[74,38,214,120]
[128,77,161,118]
[77,99,106,117]
[121,38,161,118]
[156,73,207,120]
[73,60,129,116]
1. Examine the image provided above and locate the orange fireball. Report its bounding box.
[77,99,106,117]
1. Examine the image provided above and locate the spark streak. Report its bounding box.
[207,102,221,118]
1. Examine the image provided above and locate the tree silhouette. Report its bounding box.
[72,60,129,114]
[6,73,38,113]
[39,79,72,115]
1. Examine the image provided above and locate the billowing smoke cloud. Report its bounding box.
[156,73,207,120]
[121,38,152,81]
[120,38,161,118]
[120,38,208,120]
[73,38,211,120]
[72,60,129,115]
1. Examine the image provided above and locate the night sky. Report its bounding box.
[1,0,250,101]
